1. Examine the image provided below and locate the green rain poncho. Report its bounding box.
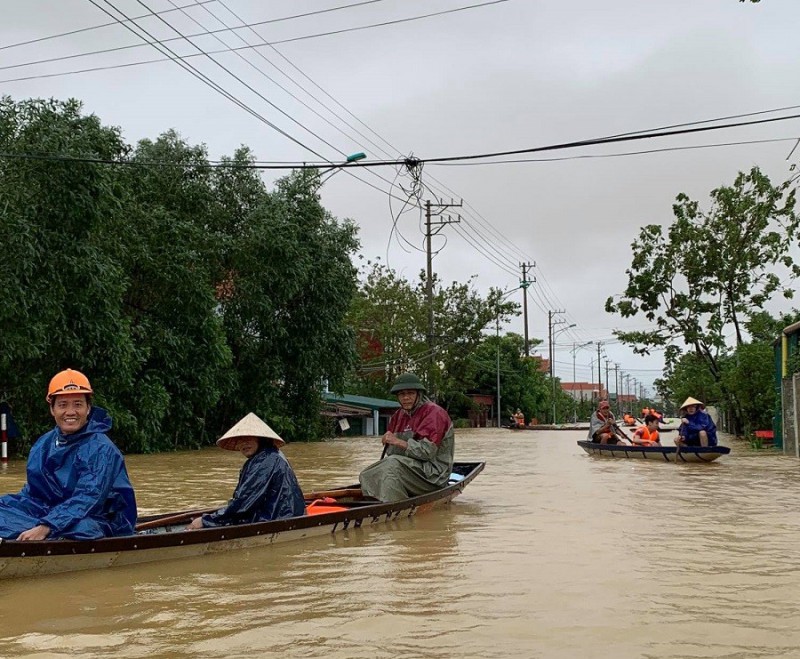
[359,397,455,502]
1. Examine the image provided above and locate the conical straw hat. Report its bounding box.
[679,397,704,411]
[216,413,285,450]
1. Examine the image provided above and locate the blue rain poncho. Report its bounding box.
[200,445,305,527]
[0,407,137,540]
[679,408,718,447]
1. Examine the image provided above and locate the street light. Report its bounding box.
[570,341,593,422]
[315,152,367,188]
[495,287,521,428]
[551,323,576,423]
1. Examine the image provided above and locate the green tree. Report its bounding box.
[659,352,721,415]
[110,131,233,451]
[464,332,549,423]
[0,97,137,445]
[0,97,361,450]
[425,274,518,409]
[344,262,517,407]
[606,167,799,431]
[216,169,360,441]
[345,261,426,398]
[719,343,775,435]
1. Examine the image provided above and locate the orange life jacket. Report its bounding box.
[306,498,349,516]
[633,425,660,446]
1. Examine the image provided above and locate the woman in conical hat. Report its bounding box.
[215,412,285,450]
[679,397,705,412]
[187,413,305,529]
[676,397,717,448]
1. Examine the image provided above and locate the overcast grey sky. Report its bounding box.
[3,0,799,396]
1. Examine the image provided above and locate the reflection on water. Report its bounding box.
[1,429,800,658]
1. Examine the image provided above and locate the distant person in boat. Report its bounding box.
[0,369,137,541]
[187,413,305,529]
[359,373,455,503]
[622,413,636,426]
[513,409,526,428]
[676,397,718,448]
[631,414,661,446]
[588,400,627,444]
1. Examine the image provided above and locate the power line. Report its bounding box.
[209,0,401,164]
[0,0,513,76]
[10,129,783,171]
[0,0,217,53]
[180,0,386,161]
[156,0,404,196]
[126,0,346,159]
[415,112,800,165]
[428,136,799,166]
[86,0,330,161]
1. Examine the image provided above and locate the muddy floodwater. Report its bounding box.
[0,428,799,658]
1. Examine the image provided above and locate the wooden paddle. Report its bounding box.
[136,508,218,531]
[612,423,632,444]
[135,488,364,532]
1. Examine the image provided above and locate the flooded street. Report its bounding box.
[1,428,799,658]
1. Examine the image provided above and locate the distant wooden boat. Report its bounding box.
[508,424,590,431]
[577,440,730,463]
[0,461,485,580]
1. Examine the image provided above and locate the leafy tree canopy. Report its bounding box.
[0,97,359,451]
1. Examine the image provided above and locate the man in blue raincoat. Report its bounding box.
[187,413,305,529]
[0,369,137,541]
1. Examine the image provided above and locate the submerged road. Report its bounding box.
[0,428,797,658]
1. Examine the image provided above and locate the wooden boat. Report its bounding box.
[507,424,590,431]
[0,461,484,580]
[577,440,730,463]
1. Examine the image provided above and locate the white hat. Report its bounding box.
[216,413,285,450]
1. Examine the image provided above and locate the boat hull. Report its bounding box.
[508,424,590,431]
[0,461,484,580]
[577,441,729,463]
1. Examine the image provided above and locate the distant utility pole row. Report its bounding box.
[520,262,535,357]
[425,198,462,391]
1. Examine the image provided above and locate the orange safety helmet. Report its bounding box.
[46,368,93,403]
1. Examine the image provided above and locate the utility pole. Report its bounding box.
[614,363,621,415]
[425,198,462,394]
[596,342,603,399]
[604,360,610,404]
[548,310,565,380]
[625,374,632,414]
[496,316,501,428]
[548,310,565,423]
[520,262,535,357]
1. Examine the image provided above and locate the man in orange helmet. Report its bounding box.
[0,369,137,541]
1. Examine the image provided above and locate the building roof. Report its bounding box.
[322,392,400,414]
[561,382,598,391]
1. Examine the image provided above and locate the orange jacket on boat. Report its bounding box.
[632,426,660,446]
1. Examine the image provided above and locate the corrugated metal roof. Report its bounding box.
[322,392,400,412]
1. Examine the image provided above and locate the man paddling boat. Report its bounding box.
[359,373,455,503]
[588,400,628,445]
